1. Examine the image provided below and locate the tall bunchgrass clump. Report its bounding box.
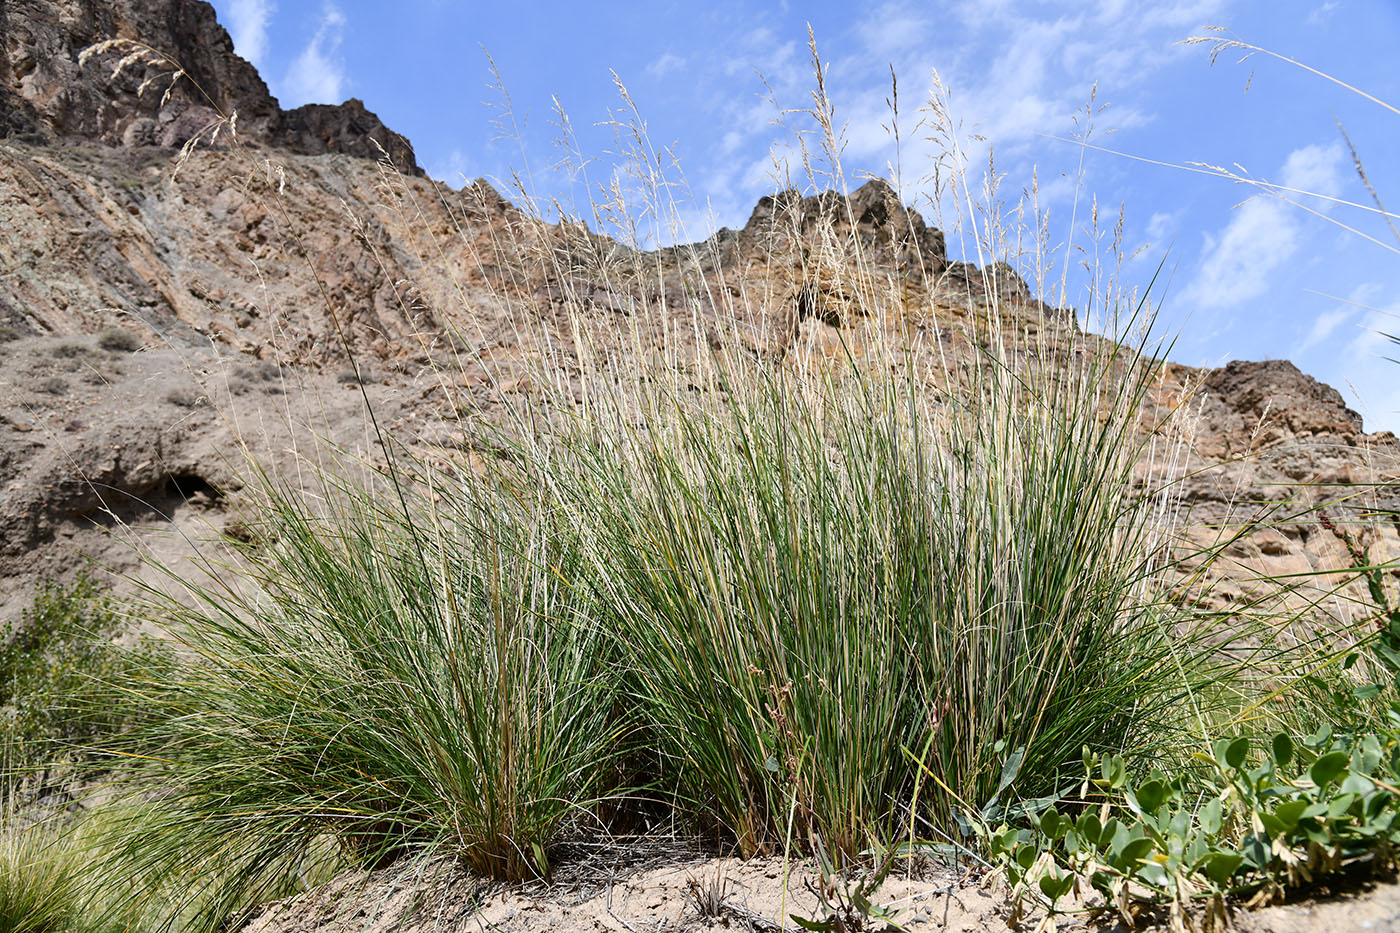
[0,803,165,933]
[0,799,308,933]
[0,815,90,933]
[100,458,622,924]
[518,318,1220,861]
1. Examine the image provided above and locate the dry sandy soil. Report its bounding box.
[240,848,1400,933]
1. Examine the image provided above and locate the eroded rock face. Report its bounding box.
[1196,360,1365,459]
[1153,357,1399,614]
[0,140,514,349]
[719,179,947,277]
[0,0,418,172]
[277,98,417,172]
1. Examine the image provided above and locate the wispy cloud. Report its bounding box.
[1307,1,1340,26]
[1182,198,1298,310]
[1181,141,1346,311]
[1278,141,1347,201]
[1342,299,1400,430]
[788,0,1233,221]
[225,0,275,68]
[621,0,1242,240]
[856,2,931,58]
[1146,210,1181,242]
[282,3,347,105]
[427,149,471,186]
[1294,305,1355,357]
[645,52,685,80]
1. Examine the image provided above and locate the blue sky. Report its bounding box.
[210,0,1400,432]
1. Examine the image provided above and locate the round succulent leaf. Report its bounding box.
[1200,798,1223,836]
[1134,778,1169,815]
[1116,836,1155,872]
[1271,733,1294,769]
[1310,750,1351,788]
[1039,871,1074,903]
[1305,723,1333,751]
[1327,794,1358,819]
[1225,737,1250,770]
[1272,799,1309,833]
[1341,773,1375,796]
[1199,851,1245,886]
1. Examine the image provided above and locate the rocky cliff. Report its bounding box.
[0,0,417,169]
[0,0,1394,624]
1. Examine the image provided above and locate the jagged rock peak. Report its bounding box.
[740,178,947,272]
[1202,359,1365,443]
[0,0,420,174]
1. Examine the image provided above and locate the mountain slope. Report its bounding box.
[0,0,1394,629]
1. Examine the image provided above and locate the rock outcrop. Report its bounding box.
[0,0,418,171]
[717,179,947,278]
[1197,360,1366,459]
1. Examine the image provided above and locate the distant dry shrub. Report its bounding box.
[336,367,373,385]
[97,327,141,352]
[165,387,204,408]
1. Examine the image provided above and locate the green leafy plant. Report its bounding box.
[1,574,162,788]
[980,718,1400,932]
[791,838,906,932]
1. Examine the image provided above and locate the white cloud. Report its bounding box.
[225,0,275,68]
[668,202,721,242]
[645,52,685,80]
[427,149,471,187]
[1308,1,1340,26]
[281,3,347,106]
[857,2,931,58]
[1294,306,1355,356]
[815,0,1237,221]
[950,0,1017,29]
[1341,301,1400,432]
[743,141,798,190]
[1184,197,1296,309]
[1181,142,1346,311]
[1146,210,1180,241]
[656,0,1242,236]
[1122,0,1227,30]
[1280,140,1346,199]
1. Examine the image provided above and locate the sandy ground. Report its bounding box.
[239,847,1400,933]
[243,852,1021,933]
